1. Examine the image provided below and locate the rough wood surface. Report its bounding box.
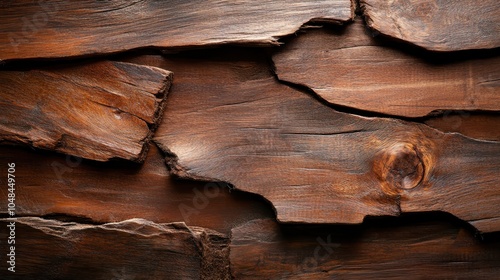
[0,0,352,61]
[0,145,273,234]
[0,217,229,279]
[148,52,500,232]
[0,60,172,162]
[231,219,500,279]
[273,20,500,117]
[360,0,500,51]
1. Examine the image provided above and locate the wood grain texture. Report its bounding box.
[0,0,353,61]
[148,52,500,232]
[360,0,500,51]
[0,217,229,279]
[425,112,500,141]
[230,219,500,279]
[425,113,500,142]
[273,20,500,117]
[0,60,172,162]
[0,145,273,234]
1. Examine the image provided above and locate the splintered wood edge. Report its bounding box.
[1,217,230,279]
[134,65,173,163]
[0,61,173,163]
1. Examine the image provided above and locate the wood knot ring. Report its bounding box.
[373,143,425,195]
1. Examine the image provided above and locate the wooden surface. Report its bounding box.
[231,218,500,279]
[0,0,352,61]
[0,217,229,279]
[147,52,500,232]
[0,145,273,234]
[0,2,499,279]
[425,113,500,142]
[0,61,172,162]
[360,0,500,51]
[273,20,500,117]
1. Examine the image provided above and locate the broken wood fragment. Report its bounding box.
[273,20,500,117]
[150,53,500,232]
[360,0,500,51]
[0,61,172,162]
[230,219,500,279]
[0,217,229,279]
[0,0,352,61]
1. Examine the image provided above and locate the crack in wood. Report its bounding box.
[144,53,500,233]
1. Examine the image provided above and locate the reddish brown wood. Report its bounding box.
[231,219,500,279]
[0,145,273,234]
[0,0,352,61]
[425,113,500,142]
[0,61,172,162]
[360,0,500,51]
[0,217,229,279]
[147,53,500,232]
[273,20,500,117]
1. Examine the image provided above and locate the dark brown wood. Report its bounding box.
[425,113,500,142]
[0,144,273,234]
[230,219,500,279]
[273,20,500,117]
[0,61,172,162]
[0,217,230,279]
[360,0,500,51]
[148,53,500,232]
[0,0,352,61]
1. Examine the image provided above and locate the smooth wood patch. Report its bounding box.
[149,53,500,232]
[0,218,229,279]
[0,0,352,61]
[360,0,500,51]
[0,145,273,234]
[273,20,500,117]
[0,61,172,162]
[230,219,500,279]
[425,113,500,142]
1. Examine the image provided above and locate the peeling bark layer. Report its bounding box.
[0,145,273,234]
[360,0,500,51]
[273,20,500,117]
[0,0,352,61]
[0,61,172,162]
[0,217,229,279]
[230,219,500,279]
[145,52,500,232]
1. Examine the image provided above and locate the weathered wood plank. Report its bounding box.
[0,217,229,279]
[360,0,500,51]
[0,61,172,162]
[230,219,500,279]
[0,0,352,61]
[273,20,500,117]
[0,144,273,234]
[149,52,500,232]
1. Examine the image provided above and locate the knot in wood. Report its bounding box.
[373,143,424,195]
